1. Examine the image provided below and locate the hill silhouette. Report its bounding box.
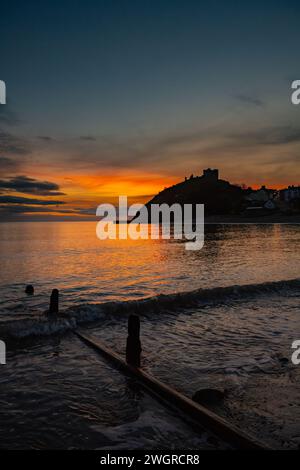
[145,169,244,216]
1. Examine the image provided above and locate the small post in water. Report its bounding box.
[126,314,142,367]
[49,288,59,315]
[25,284,34,295]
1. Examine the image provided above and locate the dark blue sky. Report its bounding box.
[1,1,299,134]
[0,0,300,219]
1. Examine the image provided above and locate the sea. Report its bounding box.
[0,221,299,449]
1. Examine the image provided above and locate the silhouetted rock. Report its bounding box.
[192,388,225,406]
[279,357,289,365]
[25,285,34,295]
[49,288,59,314]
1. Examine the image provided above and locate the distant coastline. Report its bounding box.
[144,168,300,224]
[1,214,300,224]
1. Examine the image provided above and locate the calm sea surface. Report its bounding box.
[0,222,299,314]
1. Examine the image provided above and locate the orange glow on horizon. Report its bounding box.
[2,164,297,219]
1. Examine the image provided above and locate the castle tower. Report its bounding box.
[202,168,219,181]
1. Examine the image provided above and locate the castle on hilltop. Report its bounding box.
[185,168,219,182]
[202,168,219,181]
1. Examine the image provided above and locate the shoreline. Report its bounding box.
[205,214,300,224]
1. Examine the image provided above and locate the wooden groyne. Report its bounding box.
[44,290,269,449]
[74,318,270,450]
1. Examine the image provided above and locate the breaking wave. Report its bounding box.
[1,278,299,341]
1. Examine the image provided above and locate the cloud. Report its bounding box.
[0,156,21,172]
[0,105,21,126]
[0,204,95,221]
[0,175,66,196]
[24,121,300,189]
[0,195,65,205]
[79,135,97,141]
[229,126,300,147]
[234,94,265,107]
[0,205,73,214]
[0,129,30,155]
[37,135,54,141]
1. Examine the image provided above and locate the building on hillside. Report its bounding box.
[264,199,276,210]
[245,186,277,204]
[279,186,300,203]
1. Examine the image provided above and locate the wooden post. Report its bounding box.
[49,288,59,314]
[126,314,142,367]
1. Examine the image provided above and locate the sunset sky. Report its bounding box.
[1,0,300,220]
